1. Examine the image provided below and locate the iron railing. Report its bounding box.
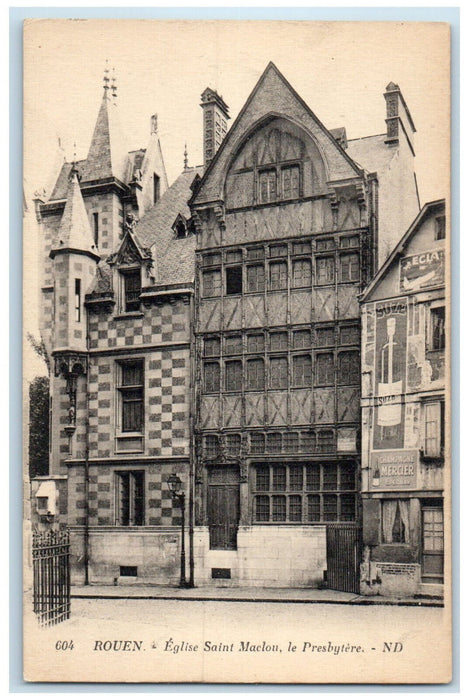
[32,530,70,626]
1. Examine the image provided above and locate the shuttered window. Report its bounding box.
[202,269,222,297]
[246,264,265,292]
[316,256,335,285]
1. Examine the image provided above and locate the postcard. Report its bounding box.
[22,18,451,684]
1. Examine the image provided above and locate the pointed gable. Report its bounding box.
[50,169,99,261]
[80,89,130,183]
[193,62,363,207]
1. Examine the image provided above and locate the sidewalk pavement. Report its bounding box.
[71,584,443,607]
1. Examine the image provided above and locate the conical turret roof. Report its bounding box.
[80,87,130,183]
[50,168,100,261]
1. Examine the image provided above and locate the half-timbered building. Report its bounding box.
[190,63,419,588]
[33,63,421,590]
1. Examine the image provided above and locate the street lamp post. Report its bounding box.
[166,473,190,588]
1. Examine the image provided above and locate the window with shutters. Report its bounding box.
[292,354,312,387]
[225,360,243,392]
[315,352,334,385]
[259,169,277,203]
[339,253,360,282]
[247,358,265,390]
[270,356,288,389]
[292,259,312,287]
[269,261,288,290]
[202,269,222,297]
[281,165,300,199]
[316,256,335,285]
[116,470,145,526]
[204,362,220,393]
[423,401,444,458]
[246,264,265,293]
[338,351,360,384]
[117,360,144,434]
[253,462,357,523]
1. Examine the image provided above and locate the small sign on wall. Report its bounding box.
[370,449,418,490]
[400,249,444,293]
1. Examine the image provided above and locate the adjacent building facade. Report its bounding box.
[32,63,434,592]
[360,200,447,597]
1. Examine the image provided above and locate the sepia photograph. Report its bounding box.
[21,17,452,684]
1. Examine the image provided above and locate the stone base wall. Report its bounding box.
[194,525,327,588]
[69,527,182,585]
[360,560,421,597]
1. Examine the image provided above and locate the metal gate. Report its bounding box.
[326,524,361,594]
[32,530,71,626]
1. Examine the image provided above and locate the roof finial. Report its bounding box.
[103,59,110,92]
[111,66,117,101]
[70,142,79,180]
[184,143,189,171]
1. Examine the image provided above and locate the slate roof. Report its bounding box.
[136,166,203,286]
[346,134,396,176]
[50,169,99,260]
[89,166,203,294]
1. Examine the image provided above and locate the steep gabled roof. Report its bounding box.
[193,62,364,206]
[50,168,100,261]
[347,134,396,177]
[361,199,446,302]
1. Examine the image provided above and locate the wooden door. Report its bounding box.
[421,504,444,582]
[207,466,240,550]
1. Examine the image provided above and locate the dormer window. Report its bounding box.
[175,220,187,239]
[122,269,141,312]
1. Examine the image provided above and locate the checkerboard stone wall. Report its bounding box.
[68,463,189,527]
[88,296,190,350]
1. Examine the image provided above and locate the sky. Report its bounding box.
[22,19,450,378]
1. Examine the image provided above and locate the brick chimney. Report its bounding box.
[200,88,230,169]
[384,82,416,155]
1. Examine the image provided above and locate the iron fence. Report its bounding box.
[32,529,70,626]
